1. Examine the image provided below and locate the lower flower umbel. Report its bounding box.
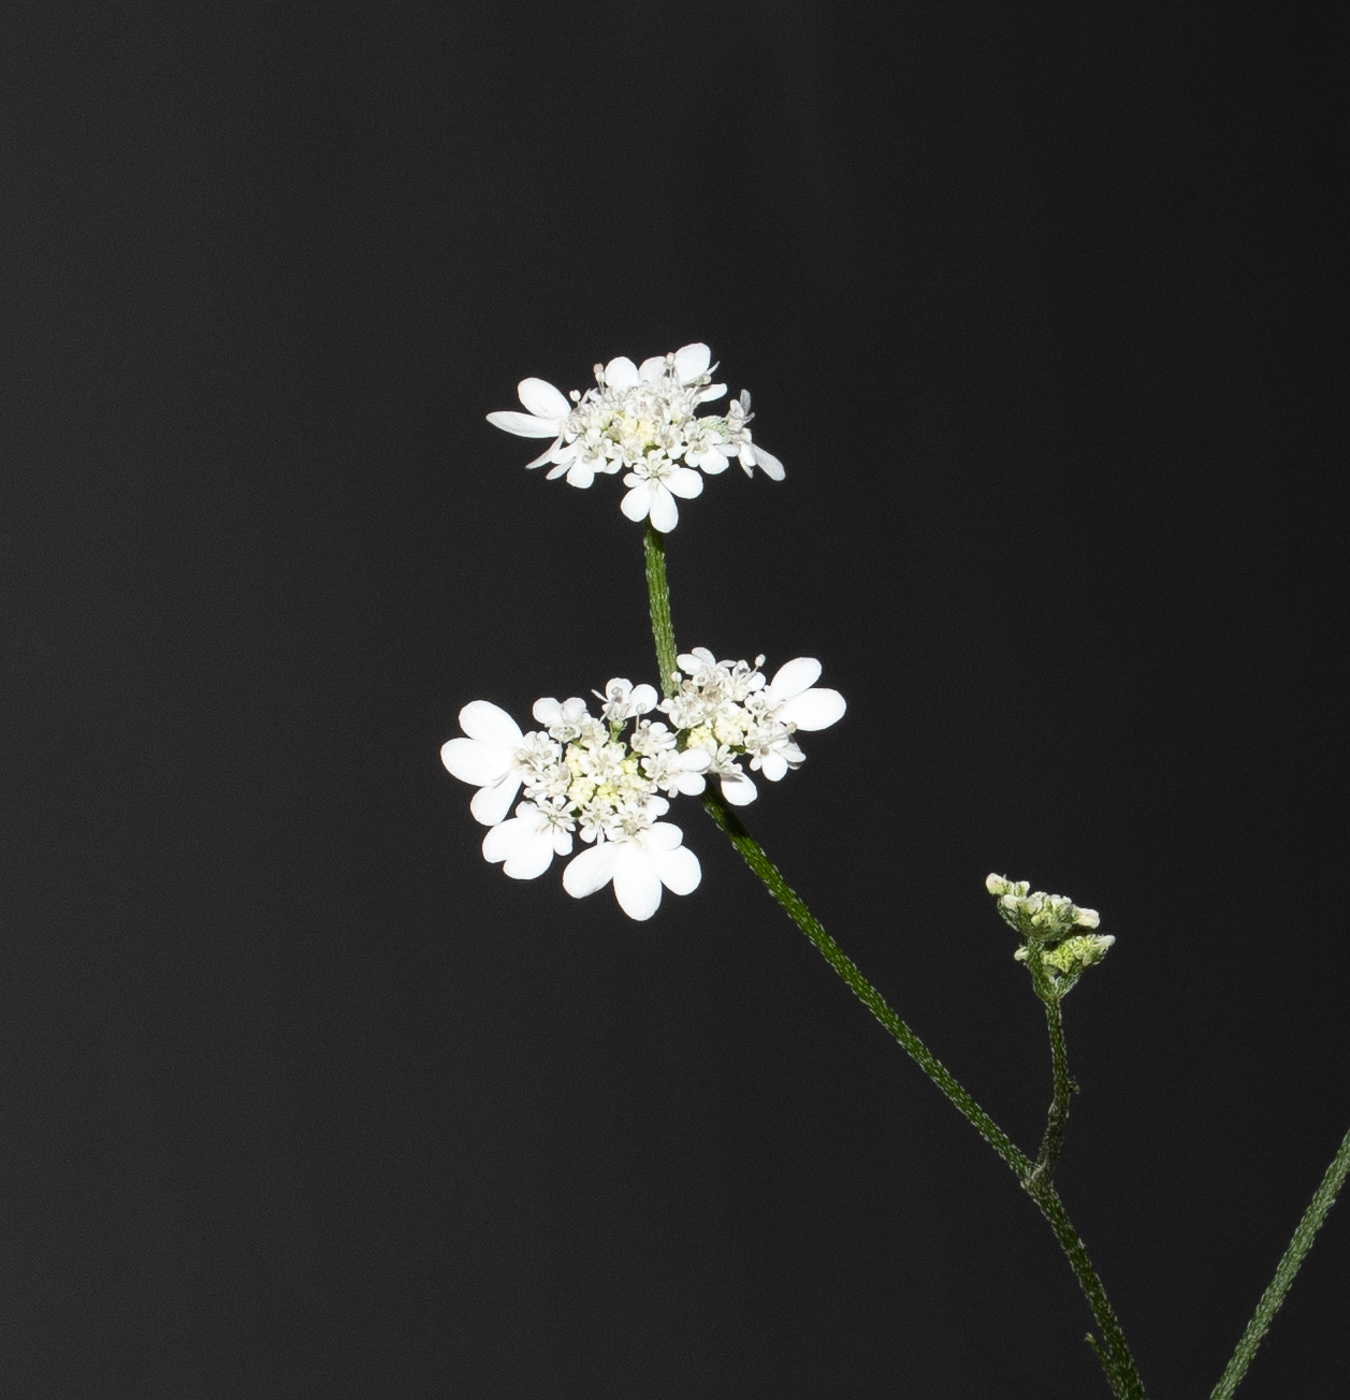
[440,652,845,920]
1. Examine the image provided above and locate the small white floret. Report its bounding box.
[440,700,530,826]
[764,658,847,731]
[482,800,575,880]
[562,823,701,921]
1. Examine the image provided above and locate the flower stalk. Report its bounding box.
[644,525,679,697]
[643,519,1149,1398]
[1025,949,1078,1199]
[698,788,1029,1173]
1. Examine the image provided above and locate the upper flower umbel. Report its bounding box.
[486,343,785,530]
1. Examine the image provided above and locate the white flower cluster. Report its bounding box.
[486,343,784,532]
[442,653,845,920]
[663,647,846,807]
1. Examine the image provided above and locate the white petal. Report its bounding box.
[695,381,726,404]
[759,752,788,783]
[441,736,510,786]
[647,486,678,533]
[458,701,524,747]
[517,377,570,420]
[643,822,684,851]
[470,775,523,826]
[751,443,785,481]
[612,846,663,920]
[629,684,658,714]
[768,658,822,703]
[679,747,712,774]
[532,697,561,727]
[620,484,653,523]
[563,842,619,898]
[605,356,640,388]
[776,687,846,731]
[720,771,758,806]
[687,446,730,474]
[674,343,711,380]
[652,843,700,896]
[483,817,528,864]
[503,830,556,880]
[486,411,561,439]
[637,354,665,382]
[524,438,564,469]
[665,466,704,501]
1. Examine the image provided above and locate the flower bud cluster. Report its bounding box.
[487,343,784,532]
[986,874,1114,994]
[442,652,845,920]
[1023,935,1116,977]
[986,874,1101,939]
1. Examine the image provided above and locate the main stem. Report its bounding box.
[642,523,1146,1397]
[697,789,1028,1173]
[644,526,679,696]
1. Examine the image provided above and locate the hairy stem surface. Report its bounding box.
[644,526,679,696]
[642,523,1146,1398]
[698,790,1030,1173]
[1027,982,1076,1198]
[1210,1122,1350,1400]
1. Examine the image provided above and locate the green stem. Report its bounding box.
[699,790,1030,1174]
[1035,1189,1148,1400]
[1027,979,1076,1198]
[702,790,1147,1398]
[1209,1122,1350,1400]
[644,525,679,697]
[641,523,1146,1397]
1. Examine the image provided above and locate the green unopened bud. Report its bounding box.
[987,874,1114,996]
[987,873,1030,899]
[989,878,1098,940]
[1042,934,1115,976]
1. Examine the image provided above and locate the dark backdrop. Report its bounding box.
[5,4,1343,1397]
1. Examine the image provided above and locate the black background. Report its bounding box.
[5,3,1344,1396]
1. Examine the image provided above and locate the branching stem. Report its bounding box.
[640,521,1149,1395]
